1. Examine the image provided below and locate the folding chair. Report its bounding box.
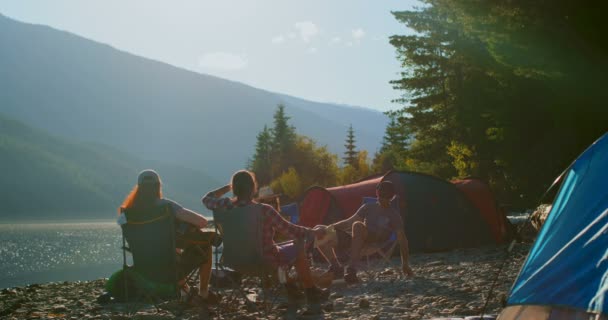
[118,204,198,313]
[357,197,401,272]
[212,204,290,316]
[280,202,300,224]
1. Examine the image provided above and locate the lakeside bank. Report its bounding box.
[0,243,530,319]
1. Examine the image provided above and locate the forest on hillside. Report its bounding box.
[250,1,608,209]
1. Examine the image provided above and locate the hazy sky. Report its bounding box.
[0,1,419,112]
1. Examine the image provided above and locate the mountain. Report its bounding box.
[0,113,219,219]
[0,14,388,181]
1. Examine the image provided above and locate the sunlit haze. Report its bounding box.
[0,0,419,111]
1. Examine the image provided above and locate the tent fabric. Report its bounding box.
[297,171,506,252]
[326,177,383,221]
[506,133,608,315]
[298,187,333,227]
[452,179,510,243]
[384,171,495,252]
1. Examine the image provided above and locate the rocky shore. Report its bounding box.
[0,243,530,319]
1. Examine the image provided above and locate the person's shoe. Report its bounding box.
[96,292,113,304]
[285,283,305,302]
[344,267,360,284]
[302,287,326,316]
[203,290,221,305]
[305,286,330,303]
[187,290,221,307]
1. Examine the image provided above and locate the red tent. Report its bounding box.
[297,171,511,252]
[451,178,511,243]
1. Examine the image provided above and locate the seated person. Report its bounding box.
[315,181,414,284]
[119,169,217,304]
[202,170,327,312]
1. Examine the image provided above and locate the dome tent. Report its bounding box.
[499,132,608,319]
[297,170,509,253]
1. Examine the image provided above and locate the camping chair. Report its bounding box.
[212,204,292,316]
[280,203,300,224]
[357,197,401,276]
[118,204,198,313]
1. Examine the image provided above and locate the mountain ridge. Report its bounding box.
[0,13,388,180]
[0,112,220,219]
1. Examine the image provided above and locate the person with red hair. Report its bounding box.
[119,169,217,304]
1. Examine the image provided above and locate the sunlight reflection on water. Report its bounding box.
[0,222,122,288]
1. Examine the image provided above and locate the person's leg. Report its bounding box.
[178,230,217,302]
[348,221,368,268]
[345,221,367,283]
[291,242,314,289]
[317,242,339,267]
[198,245,212,298]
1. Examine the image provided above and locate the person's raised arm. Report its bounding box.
[175,207,208,229]
[202,184,233,211]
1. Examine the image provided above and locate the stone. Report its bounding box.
[52,305,68,313]
[323,302,334,312]
[359,298,370,309]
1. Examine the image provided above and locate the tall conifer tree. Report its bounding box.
[249,125,273,185]
[343,124,358,167]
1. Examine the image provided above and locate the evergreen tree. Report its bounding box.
[249,125,273,185]
[389,0,608,207]
[270,104,297,178]
[373,111,410,173]
[343,124,358,167]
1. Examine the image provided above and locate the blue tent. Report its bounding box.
[501,133,608,318]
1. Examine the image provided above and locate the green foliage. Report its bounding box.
[343,124,358,167]
[372,111,411,174]
[389,0,608,207]
[271,104,297,175]
[273,167,303,199]
[447,141,478,178]
[249,105,341,199]
[249,125,273,185]
[340,151,371,185]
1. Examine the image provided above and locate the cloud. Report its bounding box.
[351,28,366,41]
[307,47,318,54]
[294,21,319,42]
[272,35,285,44]
[329,37,342,45]
[198,52,248,70]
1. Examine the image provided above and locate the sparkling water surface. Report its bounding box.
[0,221,123,288]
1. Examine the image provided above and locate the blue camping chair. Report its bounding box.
[280,203,300,224]
[358,197,400,272]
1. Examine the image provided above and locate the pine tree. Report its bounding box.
[249,125,273,185]
[270,104,297,178]
[343,124,358,167]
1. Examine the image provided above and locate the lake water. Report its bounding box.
[0,221,123,289]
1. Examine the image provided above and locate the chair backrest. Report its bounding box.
[121,204,178,287]
[213,204,267,273]
[280,203,299,223]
